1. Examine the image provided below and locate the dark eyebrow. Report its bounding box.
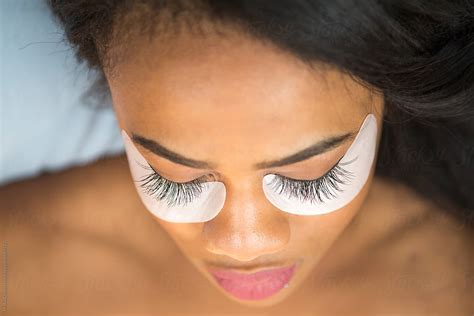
[254,132,356,169]
[131,133,217,169]
[131,132,356,170]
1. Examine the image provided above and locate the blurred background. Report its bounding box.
[0,0,124,186]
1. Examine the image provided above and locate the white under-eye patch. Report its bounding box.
[121,113,377,223]
[262,113,378,216]
[121,130,226,223]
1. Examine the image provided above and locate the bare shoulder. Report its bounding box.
[0,156,194,314]
[0,155,150,247]
[0,155,133,224]
[331,177,474,314]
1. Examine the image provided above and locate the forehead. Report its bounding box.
[107,30,373,167]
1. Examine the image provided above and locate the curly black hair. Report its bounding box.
[47,0,474,227]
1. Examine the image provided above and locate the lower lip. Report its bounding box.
[208,263,297,301]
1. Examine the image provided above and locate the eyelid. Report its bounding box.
[147,163,214,184]
[270,154,345,182]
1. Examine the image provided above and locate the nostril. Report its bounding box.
[202,227,290,262]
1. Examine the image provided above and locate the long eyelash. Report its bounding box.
[135,161,208,208]
[267,162,355,204]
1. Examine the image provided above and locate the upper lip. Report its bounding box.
[206,261,298,275]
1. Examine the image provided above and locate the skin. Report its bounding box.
[1,158,472,314]
[1,19,473,315]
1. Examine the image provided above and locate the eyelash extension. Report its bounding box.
[135,161,209,208]
[267,159,356,204]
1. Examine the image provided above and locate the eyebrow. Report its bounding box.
[131,131,356,170]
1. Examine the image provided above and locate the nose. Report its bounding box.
[202,180,290,262]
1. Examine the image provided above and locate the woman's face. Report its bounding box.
[106,27,384,306]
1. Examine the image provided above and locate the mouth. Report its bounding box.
[206,262,299,301]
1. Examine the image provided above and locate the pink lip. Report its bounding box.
[207,263,297,301]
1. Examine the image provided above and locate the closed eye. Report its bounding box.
[135,160,210,207]
[266,156,356,204]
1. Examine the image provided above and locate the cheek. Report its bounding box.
[155,218,203,247]
[288,172,374,251]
